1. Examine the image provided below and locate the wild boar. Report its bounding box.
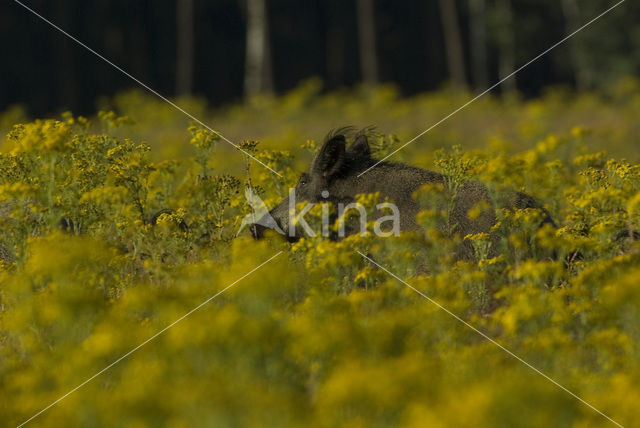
[250,129,554,259]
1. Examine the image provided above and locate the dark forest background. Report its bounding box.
[1,0,638,117]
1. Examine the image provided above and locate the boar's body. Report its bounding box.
[331,161,497,236]
[251,130,550,258]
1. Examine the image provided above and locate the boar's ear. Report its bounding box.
[313,135,346,177]
[348,134,371,159]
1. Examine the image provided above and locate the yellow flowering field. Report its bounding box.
[1,85,640,427]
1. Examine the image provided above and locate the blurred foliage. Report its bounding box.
[36,77,635,167]
[1,82,640,427]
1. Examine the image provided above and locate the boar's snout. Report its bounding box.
[249,221,299,242]
[249,223,266,240]
[249,199,291,241]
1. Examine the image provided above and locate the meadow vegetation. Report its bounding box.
[1,81,640,427]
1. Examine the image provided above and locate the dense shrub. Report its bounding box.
[1,86,639,427]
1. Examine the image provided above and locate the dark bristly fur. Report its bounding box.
[250,129,554,259]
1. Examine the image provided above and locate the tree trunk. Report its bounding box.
[176,0,195,96]
[244,0,274,98]
[561,0,592,90]
[438,0,467,89]
[468,0,488,89]
[356,0,379,85]
[494,0,516,92]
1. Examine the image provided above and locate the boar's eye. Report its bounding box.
[298,174,308,186]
